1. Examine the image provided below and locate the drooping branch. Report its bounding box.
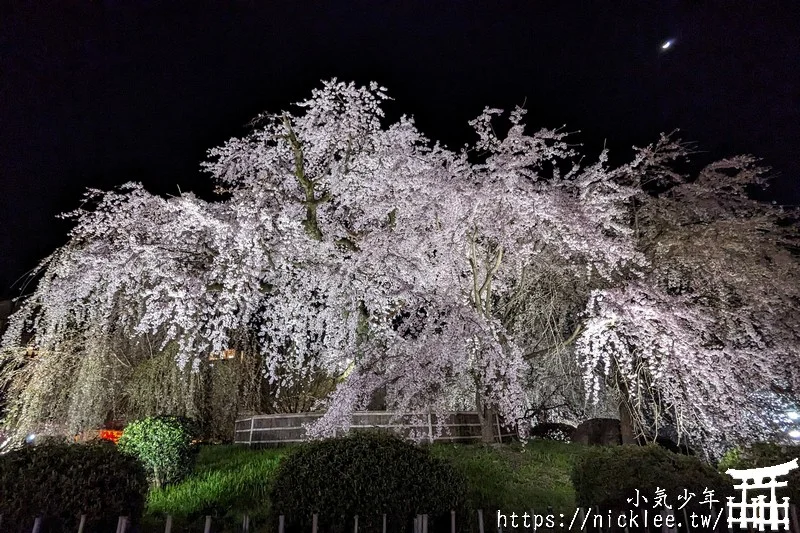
[523,323,584,360]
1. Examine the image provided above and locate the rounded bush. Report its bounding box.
[117,415,196,488]
[571,444,734,515]
[529,422,575,442]
[0,441,148,533]
[270,430,467,533]
[718,443,799,503]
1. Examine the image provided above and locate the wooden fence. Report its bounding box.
[234,411,518,445]
[11,504,800,533]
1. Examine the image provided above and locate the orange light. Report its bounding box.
[210,348,237,361]
[99,429,122,444]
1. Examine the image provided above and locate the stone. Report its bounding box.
[573,418,623,446]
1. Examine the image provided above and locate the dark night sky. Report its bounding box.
[1,1,799,300]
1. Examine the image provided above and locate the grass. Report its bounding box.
[430,441,585,515]
[143,445,286,532]
[141,439,586,532]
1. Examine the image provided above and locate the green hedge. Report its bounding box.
[0,442,148,533]
[118,415,196,488]
[571,444,734,516]
[270,431,467,533]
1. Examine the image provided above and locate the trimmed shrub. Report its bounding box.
[0,441,148,533]
[270,431,467,533]
[529,422,575,442]
[571,444,735,516]
[118,415,196,488]
[717,443,799,503]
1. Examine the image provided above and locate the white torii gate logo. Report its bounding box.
[726,458,798,531]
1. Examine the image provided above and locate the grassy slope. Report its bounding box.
[143,440,586,531]
[144,445,285,530]
[429,441,584,515]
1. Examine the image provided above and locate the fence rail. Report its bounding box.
[234,410,517,445]
[9,504,800,533]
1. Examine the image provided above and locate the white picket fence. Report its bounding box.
[10,504,800,533]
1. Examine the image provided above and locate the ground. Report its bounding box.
[142,440,585,532]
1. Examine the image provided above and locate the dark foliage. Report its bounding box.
[571,444,734,525]
[0,441,148,533]
[269,431,468,533]
[529,423,576,442]
[643,436,694,456]
[718,443,799,503]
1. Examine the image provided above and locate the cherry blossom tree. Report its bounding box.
[4,80,794,457]
[201,83,641,439]
[577,153,800,457]
[1,80,648,443]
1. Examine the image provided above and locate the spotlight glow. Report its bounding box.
[662,39,674,50]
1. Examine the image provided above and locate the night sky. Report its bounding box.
[1,1,799,300]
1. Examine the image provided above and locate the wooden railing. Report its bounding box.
[233,410,517,445]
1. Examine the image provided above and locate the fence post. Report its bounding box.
[428,412,434,443]
[31,517,42,533]
[242,513,250,533]
[383,514,387,533]
[77,514,87,533]
[279,514,285,533]
[495,414,502,443]
[478,509,485,533]
[451,510,456,533]
[117,516,129,533]
[248,417,254,445]
[312,514,318,533]
[423,514,428,533]
[165,514,173,533]
[204,515,212,533]
[354,514,359,533]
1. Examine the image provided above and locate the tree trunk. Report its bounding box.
[618,398,637,445]
[615,370,638,445]
[475,387,497,444]
[479,406,497,444]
